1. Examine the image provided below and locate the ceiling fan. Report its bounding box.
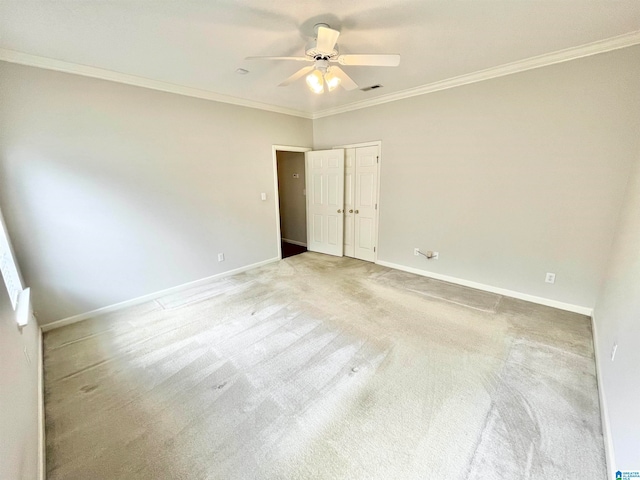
[246,23,400,94]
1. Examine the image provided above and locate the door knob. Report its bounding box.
[337,209,342,213]
[349,209,353,213]
[354,210,359,214]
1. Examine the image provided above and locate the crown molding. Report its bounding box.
[312,29,640,119]
[2,30,639,121]
[0,48,313,119]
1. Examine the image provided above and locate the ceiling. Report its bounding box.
[1,1,640,117]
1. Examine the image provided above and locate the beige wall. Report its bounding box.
[277,151,307,245]
[0,218,40,480]
[0,61,313,324]
[0,293,40,480]
[314,45,640,309]
[593,152,640,474]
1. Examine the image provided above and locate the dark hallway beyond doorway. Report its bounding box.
[282,241,307,259]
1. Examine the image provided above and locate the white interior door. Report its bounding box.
[354,145,379,262]
[306,149,345,256]
[343,148,356,258]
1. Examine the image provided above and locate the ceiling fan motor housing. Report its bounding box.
[305,41,338,60]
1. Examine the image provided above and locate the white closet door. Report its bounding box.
[343,148,356,258]
[306,149,345,257]
[354,145,378,262]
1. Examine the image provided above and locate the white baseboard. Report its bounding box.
[375,260,593,316]
[591,312,615,480]
[282,238,307,247]
[38,326,45,480]
[41,257,280,332]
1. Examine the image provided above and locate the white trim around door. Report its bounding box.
[272,145,312,260]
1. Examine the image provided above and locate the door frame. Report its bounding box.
[272,145,312,260]
[333,140,382,263]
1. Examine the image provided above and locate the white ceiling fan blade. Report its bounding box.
[316,26,340,54]
[245,56,312,62]
[336,54,401,67]
[279,66,315,86]
[330,66,358,91]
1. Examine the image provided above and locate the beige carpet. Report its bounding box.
[44,252,606,479]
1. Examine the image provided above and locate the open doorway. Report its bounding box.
[275,148,308,259]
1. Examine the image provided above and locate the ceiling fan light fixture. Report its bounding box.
[306,69,324,94]
[324,70,341,92]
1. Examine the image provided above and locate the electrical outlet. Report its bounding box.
[414,248,420,256]
[218,253,225,262]
[611,342,618,361]
[545,272,556,284]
